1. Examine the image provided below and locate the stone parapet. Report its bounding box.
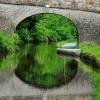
[0,0,100,12]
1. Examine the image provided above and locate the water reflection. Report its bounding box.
[0,53,18,72]
[0,53,18,83]
[15,43,77,88]
[0,43,93,97]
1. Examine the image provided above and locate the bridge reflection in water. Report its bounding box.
[0,43,92,100]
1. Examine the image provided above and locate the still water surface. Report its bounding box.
[15,43,77,88]
[0,43,77,89]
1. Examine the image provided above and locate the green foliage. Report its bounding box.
[0,53,18,72]
[0,32,20,53]
[16,13,78,43]
[15,43,77,88]
[79,44,100,100]
[79,61,100,100]
[17,28,32,43]
[79,43,100,62]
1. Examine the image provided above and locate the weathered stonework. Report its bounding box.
[0,4,100,43]
[0,16,14,33]
[0,0,100,12]
[0,0,100,43]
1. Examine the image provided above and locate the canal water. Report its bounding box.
[0,43,92,99]
[15,43,77,88]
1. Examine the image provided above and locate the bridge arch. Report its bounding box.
[15,13,79,43]
[0,4,100,43]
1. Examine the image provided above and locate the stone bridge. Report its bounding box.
[0,3,100,43]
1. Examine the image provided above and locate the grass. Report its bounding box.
[79,43,100,62]
[79,43,100,100]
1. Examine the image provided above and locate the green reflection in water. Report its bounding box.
[15,43,77,88]
[0,53,18,72]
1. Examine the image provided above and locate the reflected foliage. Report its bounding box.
[15,43,77,88]
[0,53,18,72]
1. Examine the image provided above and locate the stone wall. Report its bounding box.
[0,0,100,12]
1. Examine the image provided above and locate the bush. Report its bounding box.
[16,13,78,43]
[0,32,20,53]
[17,28,32,43]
